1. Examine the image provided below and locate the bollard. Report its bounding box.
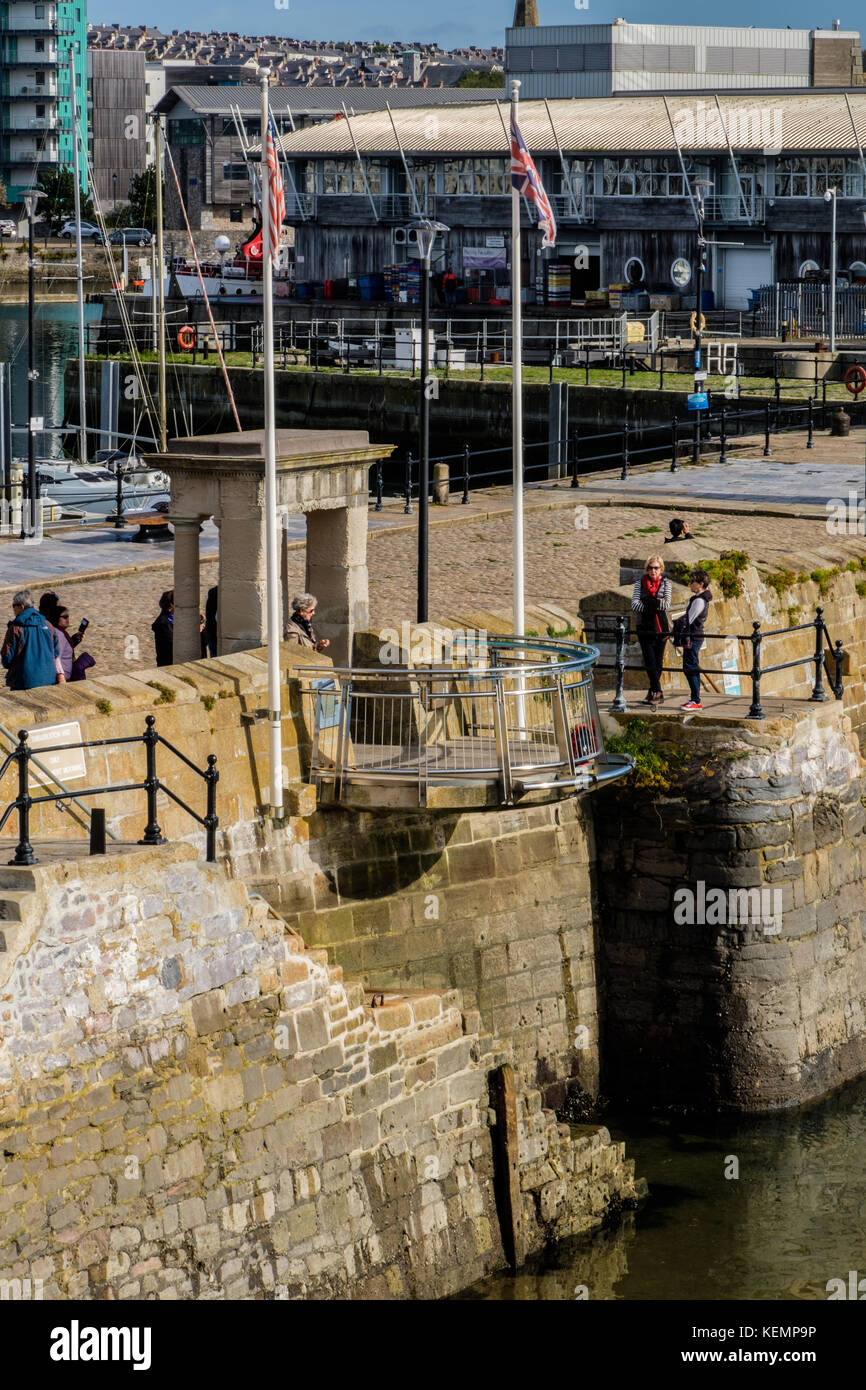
[89,808,107,856]
[432,461,449,505]
[611,616,628,712]
[670,417,678,472]
[570,432,579,489]
[833,639,845,699]
[763,400,771,457]
[138,715,166,846]
[11,729,36,866]
[830,406,850,437]
[462,444,470,505]
[811,607,828,701]
[719,401,728,463]
[807,396,814,449]
[748,623,764,719]
[374,460,383,513]
[403,452,413,515]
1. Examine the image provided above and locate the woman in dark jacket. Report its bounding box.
[152,590,174,667]
[631,555,672,704]
[678,569,713,711]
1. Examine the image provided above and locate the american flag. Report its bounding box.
[510,113,556,249]
[264,108,285,261]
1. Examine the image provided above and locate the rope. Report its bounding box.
[164,144,243,433]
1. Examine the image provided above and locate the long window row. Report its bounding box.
[283,154,866,200]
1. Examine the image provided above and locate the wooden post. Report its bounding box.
[490,1063,525,1270]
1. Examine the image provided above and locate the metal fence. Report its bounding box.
[754,282,866,340]
[299,635,631,807]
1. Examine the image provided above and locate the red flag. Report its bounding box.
[265,108,285,261]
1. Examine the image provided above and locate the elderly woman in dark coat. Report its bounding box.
[631,554,672,705]
[283,593,330,653]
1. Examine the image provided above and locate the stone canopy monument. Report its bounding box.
[148,429,396,668]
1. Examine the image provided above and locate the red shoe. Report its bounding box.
[681,700,703,711]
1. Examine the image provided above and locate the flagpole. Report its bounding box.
[510,79,525,642]
[259,66,284,817]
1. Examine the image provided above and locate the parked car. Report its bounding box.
[0,218,17,238]
[59,220,104,244]
[109,227,152,247]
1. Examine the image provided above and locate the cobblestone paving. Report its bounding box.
[2,499,860,682]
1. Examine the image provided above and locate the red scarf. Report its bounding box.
[642,573,663,633]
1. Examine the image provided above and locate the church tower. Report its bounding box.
[512,0,540,26]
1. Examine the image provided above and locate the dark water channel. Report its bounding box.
[459,1076,866,1301]
[0,301,102,459]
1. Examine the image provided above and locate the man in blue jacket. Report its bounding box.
[1,589,63,691]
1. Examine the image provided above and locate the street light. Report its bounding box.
[824,187,838,353]
[408,217,449,623]
[22,187,42,539]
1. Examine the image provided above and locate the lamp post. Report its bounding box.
[408,217,449,623]
[825,186,838,353]
[692,180,712,462]
[22,188,41,539]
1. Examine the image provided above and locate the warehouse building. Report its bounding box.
[270,90,866,310]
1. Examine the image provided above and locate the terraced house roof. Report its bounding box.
[251,91,866,158]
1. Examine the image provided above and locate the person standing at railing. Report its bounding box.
[442,268,458,308]
[631,555,671,706]
[674,569,713,712]
[1,589,65,691]
[284,593,330,653]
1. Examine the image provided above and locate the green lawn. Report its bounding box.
[86,353,858,402]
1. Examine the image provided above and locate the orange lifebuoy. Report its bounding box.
[177,326,195,351]
[843,363,866,395]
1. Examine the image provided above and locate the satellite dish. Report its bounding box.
[215,235,231,254]
[671,257,692,289]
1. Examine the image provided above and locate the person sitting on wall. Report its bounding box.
[284,593,330,653]
[664,518,693,543]
[631,555,671,706]
[2,589,64,691]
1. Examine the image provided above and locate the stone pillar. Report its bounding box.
[217,476,268,654]
[172,517,203,664]
[304,503,368,667]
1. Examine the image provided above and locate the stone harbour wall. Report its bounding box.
[0,844,639,1300]
[593,700,866,1112]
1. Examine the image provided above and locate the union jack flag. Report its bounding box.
[264,107,285,261]
[510,113,556,248]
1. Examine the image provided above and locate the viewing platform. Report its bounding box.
[300,634,633,811]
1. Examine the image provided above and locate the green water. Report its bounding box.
[460,1076,866,1301]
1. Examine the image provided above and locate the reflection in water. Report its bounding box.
[0,302,102,459]
[459,1076,866,1300]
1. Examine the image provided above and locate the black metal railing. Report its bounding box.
[0,715,218,866]
[605,607,844,720]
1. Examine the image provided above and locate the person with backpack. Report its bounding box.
[631,555,672,705]
[672,568,713,711]
[1,589,64,690]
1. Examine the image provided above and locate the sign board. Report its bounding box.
[29,416,44,431]
[485,234,505,248]
[27,721,86,787]
[721,643,742,696]
[462,245,506,270]
[687,392,709,410]
[694,370,708,382]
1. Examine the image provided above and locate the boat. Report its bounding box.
[143,227,293,302]
[34,461,170,519]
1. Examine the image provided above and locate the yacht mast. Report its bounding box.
[68,48,87,465]
[155,115,167,452]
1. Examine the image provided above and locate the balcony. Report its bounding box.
[549,192,595,223]
[299,635,632,811]
[0,18,72,36]
[1,83,58,98]
[704,193,765,223]
[0,117,56,134]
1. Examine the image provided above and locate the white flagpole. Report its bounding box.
[260,67,283,816]
[511,79,525,642]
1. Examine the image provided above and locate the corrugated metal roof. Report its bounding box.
[249,92,866,157]
[156,84,503,117]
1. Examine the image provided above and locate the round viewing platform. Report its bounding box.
[299,635,633,811]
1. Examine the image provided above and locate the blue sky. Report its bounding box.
[89,2,866,51]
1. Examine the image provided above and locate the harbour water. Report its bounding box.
[460,1075,866,1301]
[0,301,102,458]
